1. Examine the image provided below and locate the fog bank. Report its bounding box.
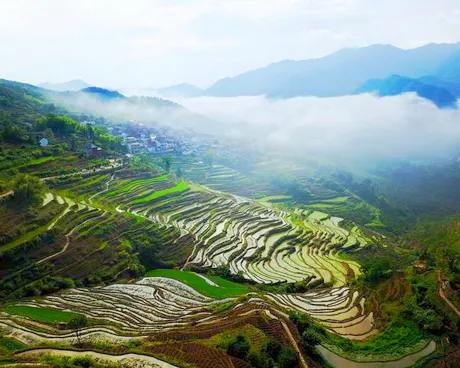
[177,94,460,165]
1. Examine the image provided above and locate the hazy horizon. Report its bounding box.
[1,0,460,89]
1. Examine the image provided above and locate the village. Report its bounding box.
[38,118,220,159]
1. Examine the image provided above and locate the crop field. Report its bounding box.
[4,305,82,324]
[104,177,368,288]
[171,159,273,198]
[1,167,433,367]
[29,170,375,338]
[144,269,250,298]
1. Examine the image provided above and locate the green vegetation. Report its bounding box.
[324,321,427,360]
[10,173,48,206]
[0,336,26,356]
[105,175,168,197]
[145,268,250,298]
[40,354,119,368]
[68,314,89,345]
[224,334,298,368]
[258,195,292,203]
[1,77,459,368]
[291,311,428,362]
[5,306,82,325]
[132,181,188,204]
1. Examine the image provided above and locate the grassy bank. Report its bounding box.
[144,269,251,299]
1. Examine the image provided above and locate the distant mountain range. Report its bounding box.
[356,75,458,108]
[156,83,203,97]
[203,43,460,99]
[39,42,460,108]
[39,79,91,91]
[150,42,459,108]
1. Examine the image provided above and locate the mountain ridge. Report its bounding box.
[356,74,458,108]
[38,79,91,92]
[203,42,460,99]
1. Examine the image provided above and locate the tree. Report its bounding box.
[37,114,78,137]
[362,258,393,282]
[43,127,54,140]
[11,174,48,206]
[278,348,298,368]
[162,156,171,173]
[262,339,282,361]
[302,328,321,348]
[68,315,89,346]
[203,149,214,168]
[227,334,250,360]
[86,125,95,140]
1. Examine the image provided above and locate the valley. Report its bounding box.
[0,73,459,368]
[0,154,443,367]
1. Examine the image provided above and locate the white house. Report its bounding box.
[39,138,49,147]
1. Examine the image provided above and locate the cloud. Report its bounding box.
[177,94,460,167]
[1,0,459,88]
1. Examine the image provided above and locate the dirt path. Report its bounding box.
[88,174,115,204]
[264,310,309,368]
[15,348,176,368]
[42,163,122,182]
[437,270,460,318]
[181,243,197,270]
[36,210,106,265]
[0,190,13,199]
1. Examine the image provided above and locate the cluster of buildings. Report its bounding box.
[107,122,216,157]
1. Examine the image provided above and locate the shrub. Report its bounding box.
[227,334,250,360]
[10,174,48,206]
[72,356,92,368]
[278,348,298,368]
[262,339,282,361]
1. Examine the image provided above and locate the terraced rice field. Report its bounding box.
[171,159,272,198]
[266,288,376,340]
[78,172,374,340]
[144,269,250,299]
[1,169,380,363]
[8,277,232,334]
[104,176,367,288]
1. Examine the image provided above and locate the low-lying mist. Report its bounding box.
[54,89,460,169]
[177,94,460,167]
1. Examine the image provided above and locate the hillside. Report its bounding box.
[356,75,458,108]
[418,76,460,98]
[38,79,91,92]
[49,85,221,132]
[156,83,203,97]
[437,50,460,84]
[205,42,460,98]
[0,76,459,367]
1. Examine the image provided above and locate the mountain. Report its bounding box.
[49,84,219,132]
[156,83,203,97]
[0,79,66,129]
[356,75,457,108]
[417,76,460,98]
[205,42,460,98]
[79,87,125,100]
[38,79,91,92]
[437,50,460,84]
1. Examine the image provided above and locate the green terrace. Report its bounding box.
[145,268,251,299]
[4,305,82,325]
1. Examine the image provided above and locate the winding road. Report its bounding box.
[36,210,107,265]
[437,270,460,318]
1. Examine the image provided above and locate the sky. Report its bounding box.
[1,0,460,88]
